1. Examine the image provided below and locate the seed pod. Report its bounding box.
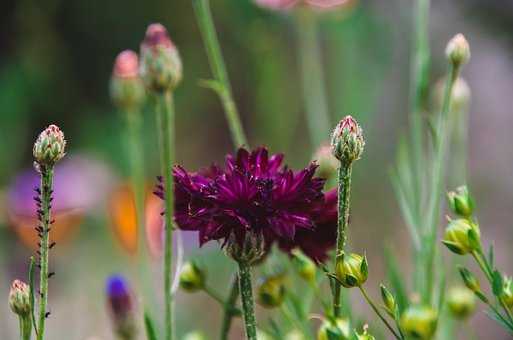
[400,305,438,340]
[447,286,476,319]
[335,253,368,288]
[442,219,481,255]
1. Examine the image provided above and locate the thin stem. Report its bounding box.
[37,166,54,340]
[333,163,352,317]
[20,316,31,340]
[157,91,176,340]
[423,63,459,303]
[220,275,240,340]
[193,0,248,148]
[238,261,257,340]
[359,286,402,340]
[296,11,331,149]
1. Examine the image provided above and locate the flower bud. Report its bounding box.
[335,253,368,288]
[458,267,481,294]
[355,325,376,340]
[291,248,317,282]
[380,284,397,317]
[179,262,206,292]
[502,277,513,308]
[225,231,265,265]
[447,186,474,218]
[256,274,286,308]
[8,280,30,317]
[106,275,137,340]
[33,125,66,167]
[442,219,481,255]
[331,115,365,165]
[110,50,146,110]
[446,286,476,319]
[313,143,339,181]
[445,34,470,67]
[183,331,206,340]
[140,23,182,93]
[400,305,438,340]
[317,318,351,340]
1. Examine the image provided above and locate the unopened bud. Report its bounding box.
[313,143,339,182]
[225,231,265,265]
[442,219,481,255]
[355,325,376,340]
[331,115,365,165]
[458,267,481,294]
[447,186,474,218]
[447,286,476,319]
[317,318,351,340]
[179,262,206,292]
[291,248,317,282]
[8,280,30,317]
[335,253,368,288]
[400,305,438,340]
[140,23,182,93]
[380,284,397,317]
[256,274,286,308]
[33,125,66,167]
[502,277,513,308]
[446,34,470,67]
[106,275,137,340]
[110,50,146,110]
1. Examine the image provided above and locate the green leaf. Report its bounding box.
[384,247,408,313]
[492,271,504,297]
[28,256,38,335]
[360,255,368,278]
[467,228,480,251]
[144,310,158,340]
[485,309,513,332]
[488,244,495,270]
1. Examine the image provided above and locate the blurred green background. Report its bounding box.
[1,0,513,338]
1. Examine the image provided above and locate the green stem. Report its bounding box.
[238,261,257,340]
[20,316,31,340]
[423,63,459,303]
[220,275,240,340]
[296,11,331,149]
[157,91,176,340]
[359,286,402,340]
[193,0,248,148]
[333,163,352,317]
[37,166,54,340]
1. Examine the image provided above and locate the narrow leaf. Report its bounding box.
[144,311,158,340]
[492,271,504,297]
[28,256,38,335]
[384,247,408,313]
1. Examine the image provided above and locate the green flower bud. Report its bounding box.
[225,231,265,265]
[447,186,474,218]
[33,124,66,167]
[458,267,481,294]
[380,284,397,317]
[317,318,351,340]
[502,277,513,308]
[256,274,286,308]
[110,50,146,110]
[331,116,365,165]
[183,331,206,340]
[313,143,339,181]
[291,248,317,283]
[335,253,368,288]
[442,219,481,255]
[400,305,438,340]
[445,33,470,67]
[179,262,205,292]
[9,280,31,317]
[140,23,182,93]
[447,286,476,319]
[355,325,376,340]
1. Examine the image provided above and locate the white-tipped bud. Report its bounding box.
[33,124,66,167]
[8,280,31,317]
[446,34,470,66]
[331,115,365,165]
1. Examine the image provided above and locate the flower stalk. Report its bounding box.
[220,275,240,340]
[238,261,257,340]
[358,286,402,340]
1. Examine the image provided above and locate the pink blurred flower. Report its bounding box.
[255,0,355,11]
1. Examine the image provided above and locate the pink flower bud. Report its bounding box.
[110,50,145,109]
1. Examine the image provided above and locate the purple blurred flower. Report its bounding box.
[106,275,136,339]
[155,147,326,249]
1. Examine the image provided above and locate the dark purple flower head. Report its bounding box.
[157,147,326,249]
[106,275,133,318]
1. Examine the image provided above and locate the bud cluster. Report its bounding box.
[331,116,365,165]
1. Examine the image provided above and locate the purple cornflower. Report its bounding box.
[156,147,326,250]
[106,275,136,339]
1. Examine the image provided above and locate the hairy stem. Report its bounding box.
[157,91,176,340]
[238,262,257,340]
[333,163,352,317]
[220,275,240,340]
[37,166,53,340]
[296,11,331,149]
[359,286,402,340]
[193,0,248,148]
[20,316,31,340]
